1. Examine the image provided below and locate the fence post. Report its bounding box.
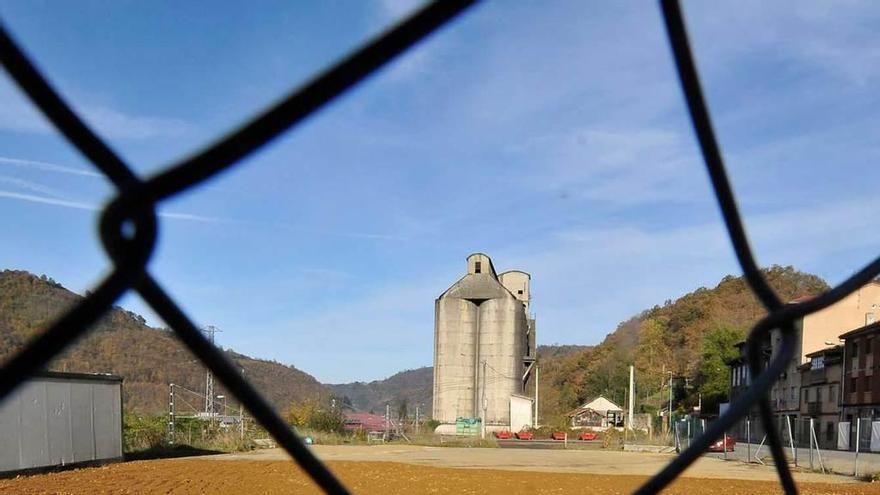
[810,418,819,471]
[855,418,861,477]
[687,419,691,449]
[746,418,751,464]
[723,423,728,461]
[786,416,797,467]
[810,420,825,474]
[674,421,680,453]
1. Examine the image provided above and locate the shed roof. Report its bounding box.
[580,395,622,413]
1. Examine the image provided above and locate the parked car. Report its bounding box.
[494,430,513,440]
[577,431,598,441]
[551,431,568,441]
[515,430,534,440]
[707,435,736,452]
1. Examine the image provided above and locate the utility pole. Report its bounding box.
[415,404,420,435]
[168,383,175,445]
[385,403,391,442]
[628,365,635,429]
[534,364,539,428]
[668,374,673,434]
[481,359,487,439]
[239,402,245,441]
[203,325,221,417]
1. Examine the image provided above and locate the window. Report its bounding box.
[867,375,873,391]
[791,386,796,400]
[867,337,874,355]
[830,384,837,403]
[517,289,523,295]
[817,386,822,403]
[852,341,860,357]
[827,422,835,443]
[474,261,481,274]
[811,355,825,369]
[851,377,858,392]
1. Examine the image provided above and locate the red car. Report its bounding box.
[707,435,736,452]
[494,430,513,440]
[577,431,598,441]
[515,430,534,440]
[551,431,568,441]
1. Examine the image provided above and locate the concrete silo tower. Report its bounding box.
[432,253,536,434]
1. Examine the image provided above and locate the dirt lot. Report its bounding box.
[215,445,864,483]
[2,459,879,495]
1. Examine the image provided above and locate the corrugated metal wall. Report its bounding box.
[0,373,122,472]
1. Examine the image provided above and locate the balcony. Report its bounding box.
[806,368,827,385]
[806,402,821,415]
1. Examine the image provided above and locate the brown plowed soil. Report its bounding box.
[0,460,877,495]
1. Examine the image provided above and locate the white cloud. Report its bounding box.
[0,77,194,140]
[369,0,452,83]
[276,190,880,379]
[0,190,95,211]
[0,156,103,178]
[0,189,233,224]
[513,127,711,205]
[687,1,880,86]
[0,174,66,198]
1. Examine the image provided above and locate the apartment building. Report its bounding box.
[728,281,880,442]
[797,345,842,449]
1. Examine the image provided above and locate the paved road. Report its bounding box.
[705,442,880,476]
[497,438,602,449]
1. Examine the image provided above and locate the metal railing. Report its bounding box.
[2,1,877,493]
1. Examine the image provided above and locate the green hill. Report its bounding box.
[0,270,329,414]
[537,265,829,421]
[329,366,433,414]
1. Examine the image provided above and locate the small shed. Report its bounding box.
[509,394,534,432]
[568,396,624,429]
[0,371,123,473]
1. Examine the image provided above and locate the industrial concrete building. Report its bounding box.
[432,253,536,433]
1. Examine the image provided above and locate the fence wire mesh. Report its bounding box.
[1,1,878,493]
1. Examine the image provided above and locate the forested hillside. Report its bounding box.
[328,345,593,415]
[537,266,829,422]
[329,366,433,414]
[0,266,831,423]
[0,270,329,414]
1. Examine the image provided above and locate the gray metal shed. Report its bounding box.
[0,371,123,473]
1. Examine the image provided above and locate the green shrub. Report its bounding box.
[602,428,623,449]
[286,399,345,433]
[123,411,166,451]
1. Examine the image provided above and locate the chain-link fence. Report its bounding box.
[2,1,879,493]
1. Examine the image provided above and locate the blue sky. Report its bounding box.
[2,1,879,383]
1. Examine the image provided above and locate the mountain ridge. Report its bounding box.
[0,269,330,414]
